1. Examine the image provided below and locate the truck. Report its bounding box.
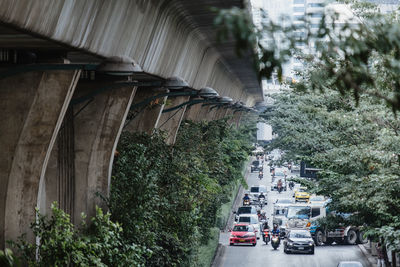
[284,204,367,246]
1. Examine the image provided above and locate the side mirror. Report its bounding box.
[233,211,236,214]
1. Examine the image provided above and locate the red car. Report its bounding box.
[229,224,257,246]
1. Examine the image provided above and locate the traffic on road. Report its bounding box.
[216,149,369,267]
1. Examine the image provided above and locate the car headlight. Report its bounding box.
[309,242,314,246]
[288,241,293,246]
[230,235,236,238]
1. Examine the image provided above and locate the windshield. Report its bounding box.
[298,188,307,192]
[252,161,259,166]
[289,231,311,238]
[287,206,311,219]
[250,186,266,193]
[275,172,285,176]
[310,196,324,201]
[233,225,252,232]
[238,217,251,223]
[277,199,292,204]
[238,207,252,214]
[250,187,259,193]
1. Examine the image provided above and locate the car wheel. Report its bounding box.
[310,248,315,255]
[315,230,324,246]
[356,231,368,244]
[230,243,234,246]
[253,242,257,247]
[345,229,358,245]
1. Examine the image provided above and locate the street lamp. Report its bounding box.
[164,76,189,90]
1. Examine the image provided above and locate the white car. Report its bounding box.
[235,214,262,239]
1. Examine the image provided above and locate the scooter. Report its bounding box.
[259,172,263,180]
[263,229,270,245]
[243,199,250,206]
[277,185,283,194]
[271,234,280,250]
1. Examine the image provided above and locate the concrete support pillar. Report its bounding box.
[0,69,80,247]
[184,104,216,122]
[156,95,190,144]
[40,80,137,223]
[124,87,167,134]
[213,107,229,120]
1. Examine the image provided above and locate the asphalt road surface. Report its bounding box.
[215,159,370,267]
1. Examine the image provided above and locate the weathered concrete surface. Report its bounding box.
[0,0,262,105]
[124,87,167,134]
[156,95,190,144]
[39,80,137,223]
[0,69,80,248]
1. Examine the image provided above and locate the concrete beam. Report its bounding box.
[156,95,190,144]
[124,87,167,134]
[0,69,80,248]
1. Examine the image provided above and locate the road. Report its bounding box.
[215,159,370,267]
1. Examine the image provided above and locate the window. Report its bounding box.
[250,187,260,193]
[311,24,320,28]
[310,13,323,18]
[293,6,305,13]
[239,216,250,223]
[308,3,324,8]
[311,207,321,217]
[294,15,305,21]
[294,0,305,3]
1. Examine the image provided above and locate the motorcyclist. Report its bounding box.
[259,171,263,179]
[258,192,266,202]
[271,223,280,237]
[277,179,283,193]
[289,180,295,190]
[243,193,250,205]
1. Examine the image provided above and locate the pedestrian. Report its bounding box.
[376,242,385,267]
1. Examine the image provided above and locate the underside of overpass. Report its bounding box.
[0,0,262,248]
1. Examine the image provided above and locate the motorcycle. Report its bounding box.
[243,199,250,206]
[259,171,263,180]
[258,198,266,209]
[271,234,280,250]
[263,229,270,244]
[277,185,283,194]
[289,182,294,190]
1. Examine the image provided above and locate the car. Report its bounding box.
[337,261,364,267]
[248,185,268,205]
[235,214,262,239]
[283,229,315,254]
[294,187,310,202]
[234,206,257,221]
[250,160,260,172]
[229,224,257,246]
[308,195,326,205]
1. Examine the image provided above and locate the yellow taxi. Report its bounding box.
[294,187,310,203]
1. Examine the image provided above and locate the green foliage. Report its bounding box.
[108,119,254,266]
[0,248,19,267]
[264,89,400,251]
[10,203,145,267]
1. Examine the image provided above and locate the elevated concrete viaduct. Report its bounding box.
[0,0,262,248]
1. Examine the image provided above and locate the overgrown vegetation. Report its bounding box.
[9,119,255,266]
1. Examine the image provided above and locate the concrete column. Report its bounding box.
[0,69,80,247]
[40,80,137,223]
[124,87,167,134]
[213,107,229,120]
[156,95,190,144]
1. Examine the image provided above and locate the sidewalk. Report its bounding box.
[358,241,377,267]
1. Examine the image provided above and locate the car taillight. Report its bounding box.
[306,222,311,227]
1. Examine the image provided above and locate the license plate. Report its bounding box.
[239,239,245,242]
[298,247,304,250]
